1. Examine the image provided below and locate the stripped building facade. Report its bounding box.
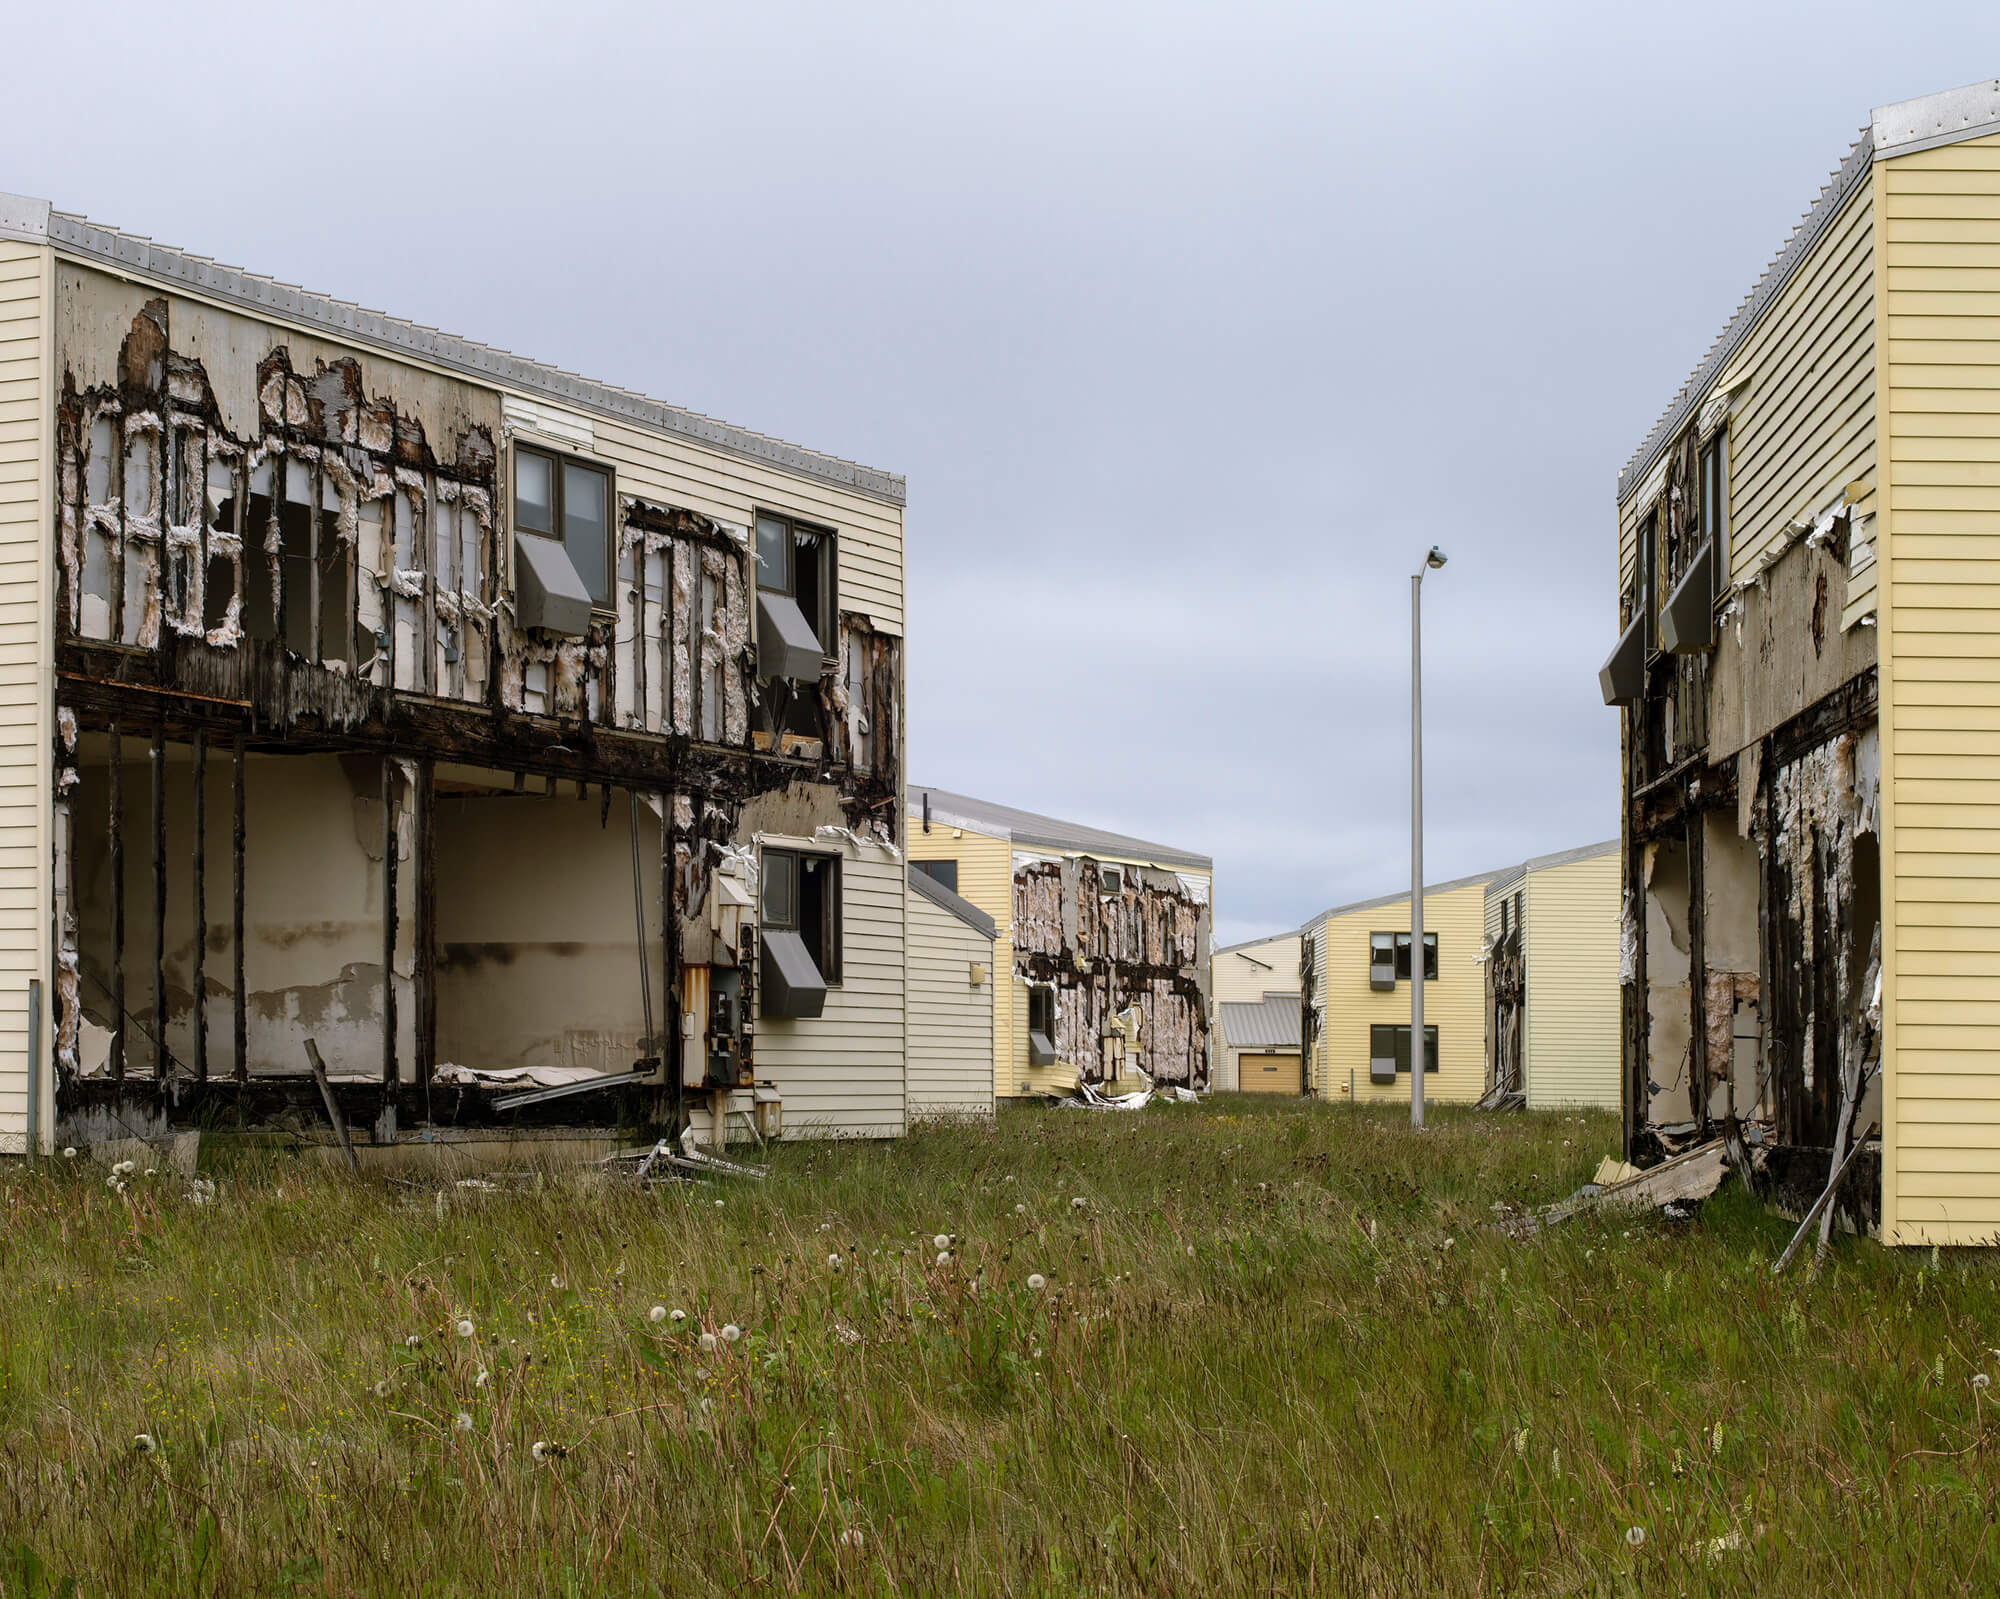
[0,192,909,1156]
[1601,82,2000,1240]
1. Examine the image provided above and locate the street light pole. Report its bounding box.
[1411,545,1447,1129]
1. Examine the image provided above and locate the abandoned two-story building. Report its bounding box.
[0,192,912,1158]
[1602,80,2000,1243]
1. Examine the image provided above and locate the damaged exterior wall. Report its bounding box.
[11,198,907,1149]
[905,787,1212,1098]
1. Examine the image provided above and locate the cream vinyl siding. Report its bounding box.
[905,889,994,1117]
[1317,881,1489,1105]
[1521,851,1622,1110]
[1877,131,2000,1242]
[753,850,905,1139]
[1616,180,1878,611]
[0,241,49,1154]
[908,827,1013,1094]
[584,414,902,635]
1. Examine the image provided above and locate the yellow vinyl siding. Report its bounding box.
[907,827,1014,1094]
[1313,880,1490,1105]
[753,850,906,1139]
[905,888,995,1117]
[1879,131,2000,1242]
[1521,851,1622,1110]
[0,240,47,1154]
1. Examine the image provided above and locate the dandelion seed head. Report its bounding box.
[455,1319,474,1339]
[1015,1203,1028,1215]
[1027,1273,1047,1290]
[1626,1526,1646,1548]
[550,1276,564,1290]
[648,1305,668,1323]
[829,1253,843,1269]
[936,1251,951,1267]
[722,1324,741,1342]
[373,1380,392,1398]
[1977,1373,1992,1390]
[699,1332,718,1352]
[133,1433,156,1454]
[670,1309,686,1322]
[531,1441,549,1461]
[454,1411,473,1433]
[841,1528,866,1550]
[1071,1197,1086,1210]
[475,1369,490,1387]
[932,1234,951,1251]
[62,1147,75,1159]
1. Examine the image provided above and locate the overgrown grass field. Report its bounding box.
[0,1101,1990,1595]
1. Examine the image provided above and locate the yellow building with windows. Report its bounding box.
[1601,80,2000,1241]
[907,786,1212,1099]
[1306,872,1496,1106]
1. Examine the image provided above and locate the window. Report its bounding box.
[1640,506,1659,651]
[762,848,841,985]
[1098,864,1124,896]
[1369,1024,1440,1074]
[1371,931,1438,981]
[1027,985,1058,1065]
[1700,429,1729,598]
[514,444,612,609]
[755,510,835,653]
[913,858,959,894]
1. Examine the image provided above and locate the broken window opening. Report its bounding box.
[1701,428,1730,599]
[755,510,835,653]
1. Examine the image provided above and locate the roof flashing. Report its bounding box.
[1873,79,2000,160]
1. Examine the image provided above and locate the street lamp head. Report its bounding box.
[1426,546,1448,570]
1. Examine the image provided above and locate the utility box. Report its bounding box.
[753,1083,783,1141]
[705,966,748,1088]
[1369,1050,1397,1085]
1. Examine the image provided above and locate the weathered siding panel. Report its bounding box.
[1522,851,1622,1110]
[907,827,1012,1095]
[906,889,994,1117]
[1317,881,1490,1106]
[1879,132,2000,1242]
[0,240,47,1153]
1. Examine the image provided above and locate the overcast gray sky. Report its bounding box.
[8,3,1998,944]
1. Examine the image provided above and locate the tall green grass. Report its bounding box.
[0,1101,1988,1596]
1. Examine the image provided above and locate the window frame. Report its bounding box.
[913,858,959,895]
[753,507,837,659]
[1027,984,1056,1038]
[512,440,615,613]
[1369,1023,1440,1074]
[760,846,843,986]
[1373,931,1438,982]
[1639,505,1660,655]
[1700,427,1730,610]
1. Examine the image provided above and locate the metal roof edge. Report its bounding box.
[1873,79,2000,161]
[1486,838,1621,900]
[0,192,51,247]
[1307,866,1507,928]
[906,784,1211,872]
[908,865,997,940]
[1615,129,1874,507]
[1215,930,1304,958]
[42,207,906,508]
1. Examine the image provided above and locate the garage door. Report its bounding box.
[1241,1054,1301,1094]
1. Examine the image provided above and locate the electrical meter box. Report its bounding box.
[705,966,748,1089]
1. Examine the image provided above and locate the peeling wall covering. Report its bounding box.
[46,262,904,1141]
[1012,856,1210,1088]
